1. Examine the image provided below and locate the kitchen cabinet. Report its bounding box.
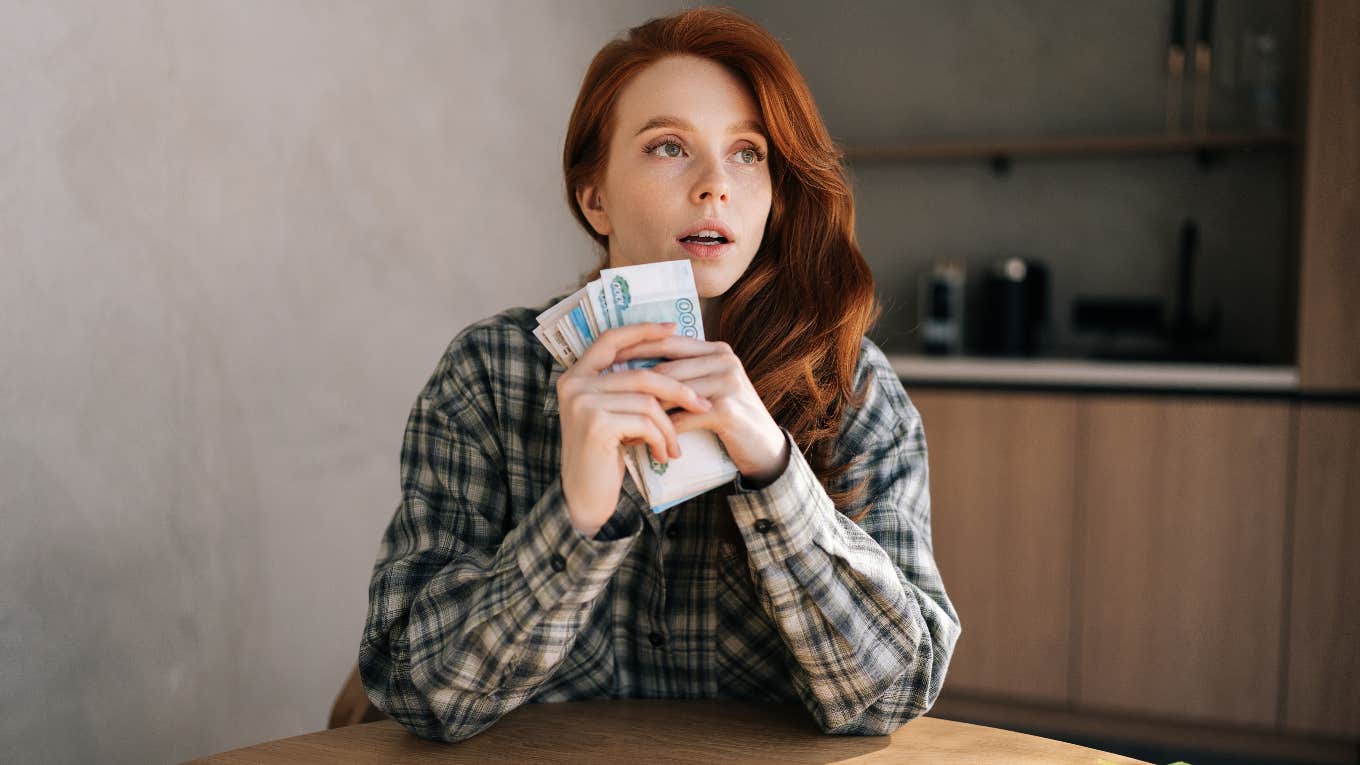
[1075,397,1291,728]
[914,392,1293,727]
[909,390,1078,705]
[889,1,1357,759]
[1284,404,1360,737]
[914,387,1358,760]
[1295,0,1360,390]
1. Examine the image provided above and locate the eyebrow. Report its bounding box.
[633,115,767,139]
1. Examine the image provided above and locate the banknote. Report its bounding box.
[534,286,642,491]
[535,260,739,512]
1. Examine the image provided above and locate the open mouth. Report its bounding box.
[677,235,734,259]
[676,221,735,257]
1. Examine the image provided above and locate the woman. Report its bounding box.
[349,7,960,742]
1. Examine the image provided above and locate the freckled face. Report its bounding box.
[581,55,773,298]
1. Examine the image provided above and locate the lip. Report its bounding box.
[676,217,736,243]
[678,239,734,260]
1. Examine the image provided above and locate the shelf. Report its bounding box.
[887,354,1299,393]
[843,131,1295,163]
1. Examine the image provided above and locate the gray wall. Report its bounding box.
[729,0,1301,361]
[0,2,677,762]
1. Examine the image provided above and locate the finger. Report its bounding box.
[669,409,713,436]
[613,335,715,363]
[610,412,672,465]
[589,392,682,459]
[593,369,712,414]
[577,322,677,375]
[666,374,725,402]
[649,353,728,383]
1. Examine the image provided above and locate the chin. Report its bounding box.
[693,269,736,299]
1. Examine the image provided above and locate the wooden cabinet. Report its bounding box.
[915,391,1301,730]
[1295,0,1360,391]
[1075,398,1291,727]
[914,386,1360,760]
[901,2,1357,755]
[1284,405,1360,737]
[911,390,1079,704]
[903,3,1357,751]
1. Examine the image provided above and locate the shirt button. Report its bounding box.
[754,518,774,534]
[665,525,681,540]
[550,553,566,572]
[648,631,667,648]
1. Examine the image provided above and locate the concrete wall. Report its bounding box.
[0,2,677,762]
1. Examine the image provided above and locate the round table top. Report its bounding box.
[187,699,1151,764]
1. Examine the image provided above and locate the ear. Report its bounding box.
[575,183,613,237]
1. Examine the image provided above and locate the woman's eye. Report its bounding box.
[645,140,765,164]
[646,140,684,158]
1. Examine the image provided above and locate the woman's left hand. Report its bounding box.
[614,336,790,487]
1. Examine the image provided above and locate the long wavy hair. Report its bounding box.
[562,7,881,523]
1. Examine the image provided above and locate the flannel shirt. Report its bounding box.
[359,290,961,742]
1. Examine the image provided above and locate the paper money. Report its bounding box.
[536,259,739,513]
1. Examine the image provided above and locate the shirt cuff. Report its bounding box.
[514,478,642,610]
[725,427,839,584]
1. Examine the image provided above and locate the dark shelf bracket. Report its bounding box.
[989,154,1012,178]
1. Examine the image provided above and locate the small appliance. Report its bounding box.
[918,260,967,355]
[979,257,1050,356]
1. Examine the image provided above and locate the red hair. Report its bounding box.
[562,7,881,522]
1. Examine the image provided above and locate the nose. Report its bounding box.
[691,159,730,205]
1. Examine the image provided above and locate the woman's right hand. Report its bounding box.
[557,321,713,536]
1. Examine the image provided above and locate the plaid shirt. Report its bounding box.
[359,291,961,742]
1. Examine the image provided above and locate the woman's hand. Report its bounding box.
[557,322,714,536]
[614,336,790,488]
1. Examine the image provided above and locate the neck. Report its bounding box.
[700,295,722,340]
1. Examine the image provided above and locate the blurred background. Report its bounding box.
[1,1,1355,764]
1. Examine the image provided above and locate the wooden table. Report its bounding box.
[187,700,1151,764]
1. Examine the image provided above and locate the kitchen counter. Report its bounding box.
[887,354,1300,394]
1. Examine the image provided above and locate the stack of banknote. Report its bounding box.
[534,259,739,513]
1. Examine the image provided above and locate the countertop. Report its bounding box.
[886,354,1300,393]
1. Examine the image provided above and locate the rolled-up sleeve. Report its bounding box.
[725,349,961,735]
